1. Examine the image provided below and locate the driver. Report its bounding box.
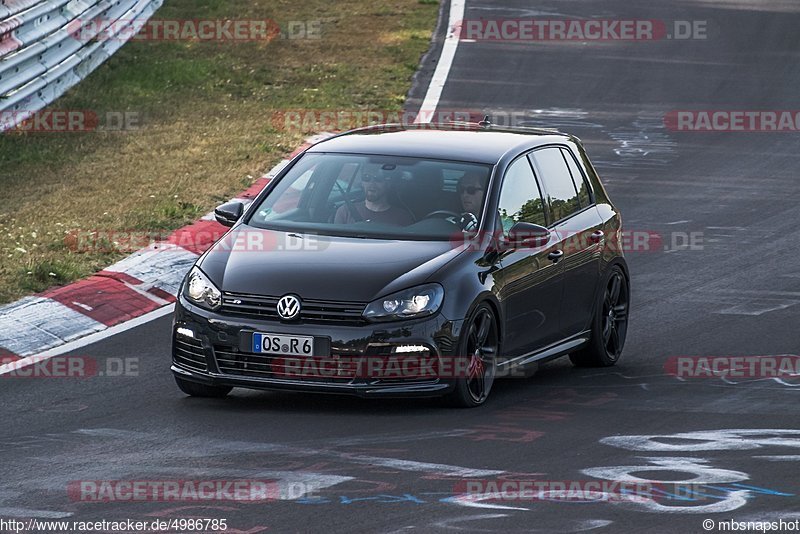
[334,164,414,226]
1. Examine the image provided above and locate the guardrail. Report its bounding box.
[0,0,162,131]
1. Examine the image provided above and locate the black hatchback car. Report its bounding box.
[171,123,629,407]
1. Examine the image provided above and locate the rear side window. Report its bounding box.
[530,148,581,222]
[561,148,591,208]
[497,157,547,233]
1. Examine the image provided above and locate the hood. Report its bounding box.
[197,226,464,302]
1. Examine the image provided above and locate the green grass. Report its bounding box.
[18,259,94,293]
[0,0,438,304]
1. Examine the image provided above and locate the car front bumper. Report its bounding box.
[171,295,462,398]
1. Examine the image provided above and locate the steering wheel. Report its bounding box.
[423,210,479,232]
[423,210,461,219]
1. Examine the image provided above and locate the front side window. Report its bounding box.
[530,147,581,222]
[248,153,492,240]
[497,156,547,235]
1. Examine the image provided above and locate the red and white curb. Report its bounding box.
[0,134,332,372]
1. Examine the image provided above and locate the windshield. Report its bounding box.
[247,153,493,240]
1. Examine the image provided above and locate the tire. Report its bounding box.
[445,303,499,408]
[570,265,630,367]
[175,376,232,398]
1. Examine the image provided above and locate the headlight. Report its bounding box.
[184,266,221,310]
[363,284,444,321]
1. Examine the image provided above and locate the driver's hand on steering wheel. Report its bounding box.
[448,212,478,232]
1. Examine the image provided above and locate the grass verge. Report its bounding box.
[0,0,438,304]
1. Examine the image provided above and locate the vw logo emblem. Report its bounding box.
[277,294,301,320]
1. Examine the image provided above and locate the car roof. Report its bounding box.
[305,123,575,164]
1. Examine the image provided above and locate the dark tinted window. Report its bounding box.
[248,153,491,240]
[530,148,580,222]
[561,148,591,208]
[497,157,546,234]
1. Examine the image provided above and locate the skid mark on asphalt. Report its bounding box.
[0,425,794,524]
[0,393,612,519]
[0,429,431,518]
[715,299,800,315]
[582,360,800,390]
[0,490,73,519]
[0,427,504,510]
[511,108,605,131]
[432,514,614,532]
[76,429,506,477]
[311,429,477,447]
[574,369,800,402]
[525,109,676,170]
[599,429,800,452]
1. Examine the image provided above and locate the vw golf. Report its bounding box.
[171,122,630,407]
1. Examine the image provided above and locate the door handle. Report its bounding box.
[548,249,564,263]
[589,230,604,243]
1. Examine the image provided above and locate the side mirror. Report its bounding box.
[214,201,244,227]
[507,222,550,248]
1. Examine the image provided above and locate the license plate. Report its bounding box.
[252,332,314,356]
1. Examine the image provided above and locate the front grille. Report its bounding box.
[173,336,208,371]
[219,292,367,326]
[213,345,354,383]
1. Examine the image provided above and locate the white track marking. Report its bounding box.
[413,0,465,123]
[753,455,800,461]
[332,454,502,478]
[0,508,73,519]
[581,457,749,484]
[0,490,74,519]
[442,493,529,511]
[0,305,174,377]
[153,468,352,500]
[599,429,800,452]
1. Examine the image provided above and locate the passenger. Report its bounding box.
[334,165,414,226]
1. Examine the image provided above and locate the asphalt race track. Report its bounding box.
[2,0,799,532]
